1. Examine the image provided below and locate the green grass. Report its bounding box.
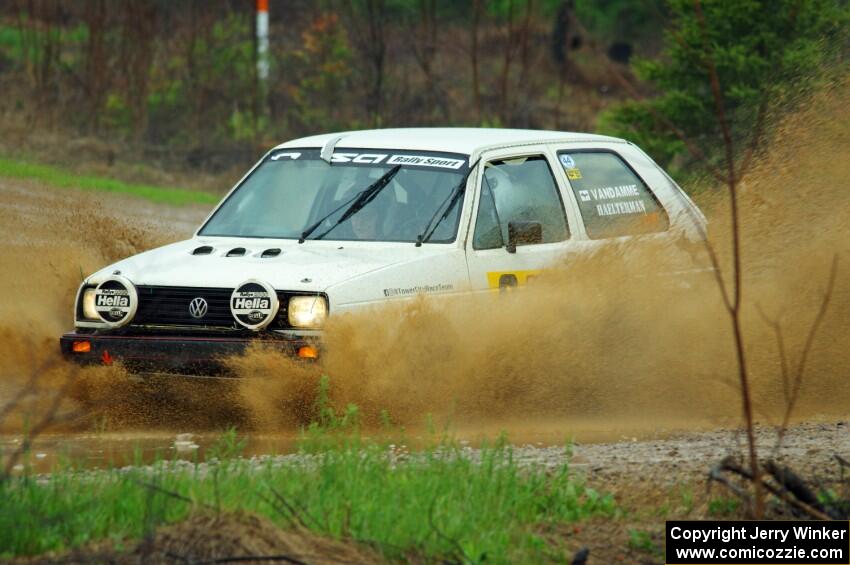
[628,529,662,557]
[1,437,613,562]
[707,496,741,517]
[1,380,615,561]
[0,157,219,206]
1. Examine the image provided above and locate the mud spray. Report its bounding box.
[1,81,848,441]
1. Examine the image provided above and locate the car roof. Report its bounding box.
[273,127,624,155]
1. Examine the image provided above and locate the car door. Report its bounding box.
[464,146,581,292]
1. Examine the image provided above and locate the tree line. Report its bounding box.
[0,0,845,174]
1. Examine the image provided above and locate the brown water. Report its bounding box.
[0,80,848,470]
[0,418,708,474]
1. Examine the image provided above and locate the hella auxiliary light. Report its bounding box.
[230,279,280,330]
[288,295,328,328]
[90,275,138,327]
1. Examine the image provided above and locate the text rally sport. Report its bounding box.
[669,525,847,544]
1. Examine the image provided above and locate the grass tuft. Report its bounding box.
[1,438,614,561]
[0,157,218,206]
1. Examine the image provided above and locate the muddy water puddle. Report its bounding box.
[0,416,717,474]
[0,432,298,474]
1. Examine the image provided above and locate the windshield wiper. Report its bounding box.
[299,164,401,243]
[416,158,481,247]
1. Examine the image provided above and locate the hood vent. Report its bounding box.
[260,248,281,258]
[192,245,213,255]
[226,247,247,257]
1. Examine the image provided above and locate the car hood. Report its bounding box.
[87,237,455,293]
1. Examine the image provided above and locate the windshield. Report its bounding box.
[199,148,470,243]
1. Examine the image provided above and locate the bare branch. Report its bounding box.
[715,456,831,520]
[134,480,215,510]
[693,0,763,517]
[755,304,791,407]
[709,463,753,503]
[764,478,833,520]
[778,255,840,445]
[186,554,310,565]
[763,459,832,517]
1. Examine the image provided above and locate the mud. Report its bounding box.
[0,80,848,455]
[31,511,383,564]
[0,182,209,435]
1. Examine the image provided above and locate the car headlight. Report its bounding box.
[288,295,328,328]
[81,287,98,320]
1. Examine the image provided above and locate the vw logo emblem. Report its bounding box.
[188,297,208,319]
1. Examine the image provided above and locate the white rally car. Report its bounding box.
[60,128,706,375]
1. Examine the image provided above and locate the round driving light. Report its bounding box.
[230,279,279,330]
[81,287,98,320]
[93,275,138,327]
[287,295,328,328]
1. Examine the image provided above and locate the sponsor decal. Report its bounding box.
[270,150,467,170]
[331,153,464,169]
[559,154,576,169]
[576,183,650,217]
[93,275,138,327]
[383,283,455,298]
[95,292,129,308]
[485,270,541,290]
[596,199,647,216]
[559,154,582,180]
[270,152,302,161]
[386,154,465,169]
[330,153,388,164]
[233,296,271,309]
[585,184,641,201]
[230,279,279,330]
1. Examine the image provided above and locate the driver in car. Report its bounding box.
[350,203,383,240]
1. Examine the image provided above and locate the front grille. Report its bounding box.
[131,285,316,330]
[134,286,238,328]
[130,285,324,331]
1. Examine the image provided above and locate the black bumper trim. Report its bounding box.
[59,332,315,376]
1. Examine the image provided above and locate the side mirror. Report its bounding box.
[506,221,543,253]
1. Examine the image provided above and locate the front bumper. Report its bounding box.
[59,332,317,377]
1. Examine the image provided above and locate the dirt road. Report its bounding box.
[0,179,207,247]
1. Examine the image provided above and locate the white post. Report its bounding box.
[256,0,269,82]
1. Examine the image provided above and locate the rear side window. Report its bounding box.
[558,151,669,239]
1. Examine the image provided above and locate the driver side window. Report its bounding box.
[472,155,569,250]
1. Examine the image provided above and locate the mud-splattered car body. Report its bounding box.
[60,128,707,376]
